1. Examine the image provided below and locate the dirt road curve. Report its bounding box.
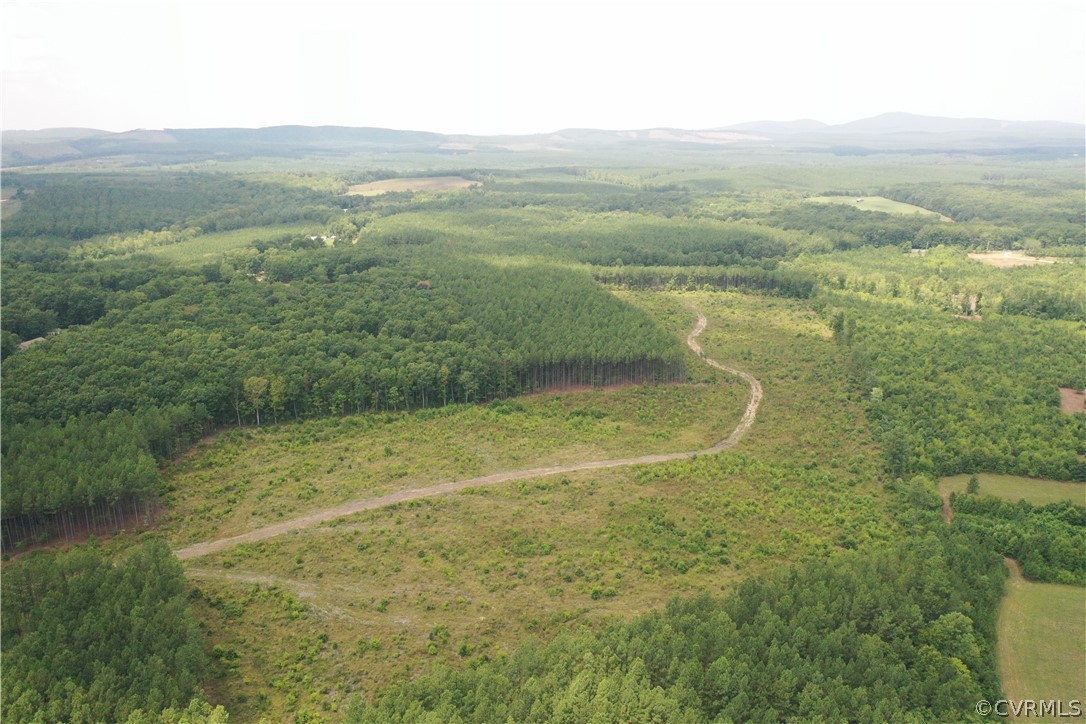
[175,312,761,560]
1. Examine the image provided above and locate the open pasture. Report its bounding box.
[347,176,480,196]
[0,186,23,218]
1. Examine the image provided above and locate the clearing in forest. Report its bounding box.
[0,187,23,218]
[805,195,952,221]
[939,474,1085,507]
[150,223,320,263]
[967,251,1058,267]
[1059,387,1086,415]
[997,559,1086,717]
[162,380,749,549]
[346,176,480,196]
[176,295,891,720]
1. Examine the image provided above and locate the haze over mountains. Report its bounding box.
[3,112,1082,167]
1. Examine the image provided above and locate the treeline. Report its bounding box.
[763,201,932,250]
[1,405,207,540]
[1,541,222,722]
[2,251,683,531]
[3,253,684,428]
[357,206,818,266]
[593,264,817,298]
[1,171,345,243]
[350,531,1005,722]
[951,493,1086,584]
[836,298,1086,480]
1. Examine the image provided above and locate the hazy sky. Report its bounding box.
[3,0,1083,134]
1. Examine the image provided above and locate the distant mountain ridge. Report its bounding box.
[772,112,1082,137]
[3,113,1083,167]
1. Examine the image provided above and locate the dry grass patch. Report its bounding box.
[968,251,1058,268]
[0,187,23,218]
[346,176,480,196]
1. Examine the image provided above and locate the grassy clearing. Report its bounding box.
[0,188,23,218]
[647,291,882,477]
[179,291,893,721]
[940,474,1085,507]
[160,381,748,547]
[150,223,320,263]
[347,176,480,196]
[190,453,890,721]
[998,560,1086,718]
[968,251,1058,268]
[807,195,952,221]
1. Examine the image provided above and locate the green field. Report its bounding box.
[806,195,952,221]
[150,223,322,263]
[998,560,1086,719]
[940,474,1086,507]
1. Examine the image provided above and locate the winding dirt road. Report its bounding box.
[175,312,762,560]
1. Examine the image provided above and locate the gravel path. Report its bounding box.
[175,312,761,560]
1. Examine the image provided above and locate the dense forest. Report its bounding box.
[2,146,1084,721]
[835,297,1086,481]
[1,541,221,722]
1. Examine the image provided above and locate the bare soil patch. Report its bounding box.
[968,251,1057,268]
[346,176,480,196]
[1059,388,1086,415]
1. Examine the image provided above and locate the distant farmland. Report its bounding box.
[347,176,480,196]
[806,195,951,220]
